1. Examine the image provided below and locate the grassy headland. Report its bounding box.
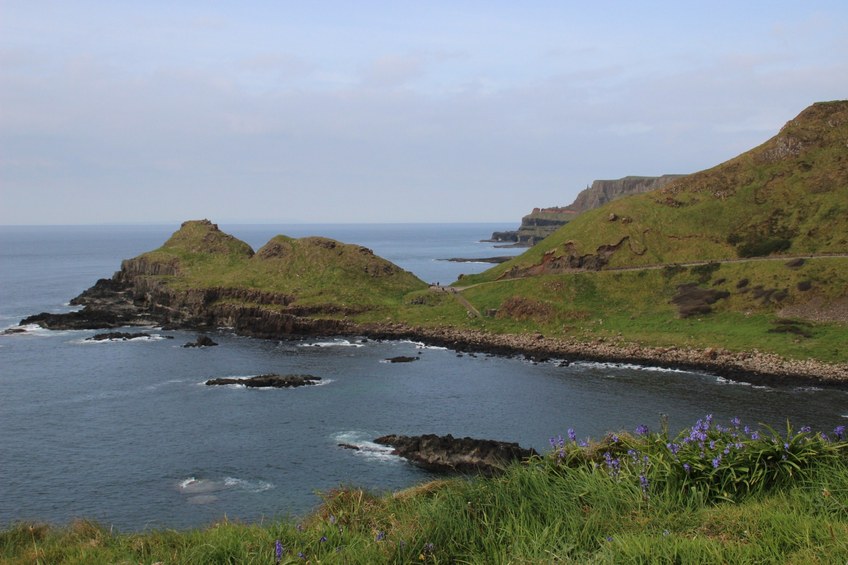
[5,417,848,563]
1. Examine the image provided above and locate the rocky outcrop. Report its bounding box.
[384,355,418,363]
[569,175,685,212]
[86,332,160,341]
[490,176,684,247]
[205,374,320,388]
[374,434,537,475]
[183,335,218,347]
[488,207,579,247]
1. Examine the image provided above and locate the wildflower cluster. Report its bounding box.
[548,416,848,503]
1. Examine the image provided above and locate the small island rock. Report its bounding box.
[374,433,537,475]
[205,374,321,388]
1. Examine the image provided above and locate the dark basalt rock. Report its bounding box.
[384,356,418,363]
[1,327,27,335]
[205,374,320,388]
[374,433,537,475]
[87,331,156,341]
[184,335,218,348]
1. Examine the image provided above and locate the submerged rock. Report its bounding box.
[87,331,157,341]
[205,374,321,388]
[374,433,537,475]
[384,356,418,363]
[184,335,218,348]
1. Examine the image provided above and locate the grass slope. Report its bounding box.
[132,220,428,312]
[475,100,848,280]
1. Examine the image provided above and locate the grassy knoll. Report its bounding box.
[5,418,848,563]
[394,257,848,364]
[131,220,427,311]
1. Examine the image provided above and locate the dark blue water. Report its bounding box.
[1,224,846,531]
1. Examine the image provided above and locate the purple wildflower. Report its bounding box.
[751,431,760,440]
[800,426,812,434]
[636,424,649,436]
[639,474,649,493]
[683,462,691,474]
[731,416,741,428]
[275,540,283,564]
[375,531,385,542]
[834,426,845,440]
[821,432,830,442]
[667,442,680,455]
[712,456,721,469]
[568,428,577,442]
[611,434,620,443]
[320,536,327,543]
[579,440,588,447]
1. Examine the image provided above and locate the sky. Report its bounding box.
[1,1,847,225]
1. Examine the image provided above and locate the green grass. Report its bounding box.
[422,258,848,363]
[5,418,848,563]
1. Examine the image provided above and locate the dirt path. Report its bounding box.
[449,253,848,292]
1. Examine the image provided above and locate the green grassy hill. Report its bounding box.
[127,220,427,311]
[426,102,848,363]
[469,101,848,282]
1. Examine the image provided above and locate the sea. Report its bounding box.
[1,223,847,532]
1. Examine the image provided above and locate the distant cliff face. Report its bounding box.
[491,175,684,246]
[569,175,685,212]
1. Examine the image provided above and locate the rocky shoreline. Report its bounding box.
[15,259,848,387]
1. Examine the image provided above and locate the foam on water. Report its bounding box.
[333,431,402,463]
[573,360,696,374]
[299,338,364,348]
[178,476,274,495]
[398,340,448,351]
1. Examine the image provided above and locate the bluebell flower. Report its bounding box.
[834,425,845,440]
[683,462,691,473]
[568,428,577,442]
[712,456,721,469]
[750,431,760,440]
[635,424,649,436]
[611,434,620,443]
[320,536,327,543]
[639,475,649,493]
[731,416,741,428]
[375,531,385,541]
[275,540,283,564]
[800,426,812,433]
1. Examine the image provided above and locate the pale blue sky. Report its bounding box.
[2,1,846,224]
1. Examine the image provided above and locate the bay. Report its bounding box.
[1,223,846,531]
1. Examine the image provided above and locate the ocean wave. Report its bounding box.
[178,475,274,496]
[398,340,448,351]
[333,431,402,463]
[298,339,364,348]
[573,361,693,374]
[715,376,752,386]
[2,323,73,337]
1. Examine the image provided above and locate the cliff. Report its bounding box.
[490,175,684,246]
[569,175,685,212]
